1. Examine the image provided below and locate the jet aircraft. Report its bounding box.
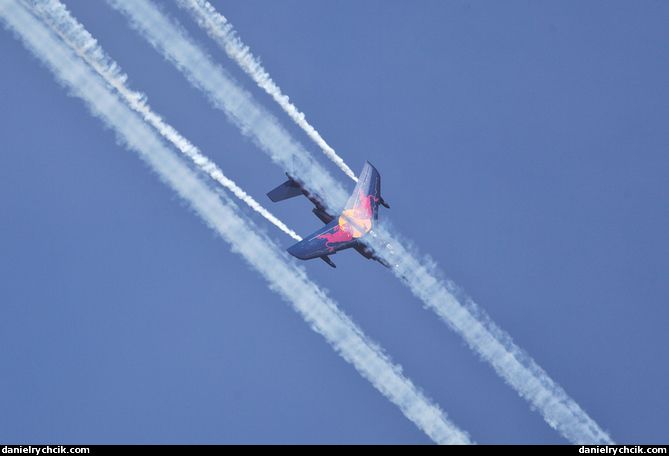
[267,162,395,269]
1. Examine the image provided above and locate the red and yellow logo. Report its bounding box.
[318,189,376,250]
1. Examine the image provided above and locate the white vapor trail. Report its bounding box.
[0,0,472,444]
[104,0,615,444]
[175,0,358,183]
[367,224,615,444]
[22,0,302,243]
[105,0,351,214]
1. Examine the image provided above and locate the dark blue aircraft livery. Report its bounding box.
[267,162,391,268]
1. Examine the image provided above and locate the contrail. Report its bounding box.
[103,0,615,444]
[0,0,472,444]
[367,224,615,444]
[22,0,302,243]
[174,0,358,183]
[105,0,351,213]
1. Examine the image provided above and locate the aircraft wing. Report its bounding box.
[287,219,359,260]
[343,161,382,219]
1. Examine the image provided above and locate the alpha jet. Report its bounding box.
[267,162,394,268]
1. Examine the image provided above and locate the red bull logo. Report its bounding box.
[316,223,354,251]
[318,189,378,251]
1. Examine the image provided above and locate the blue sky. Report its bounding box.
[1,0,668,444]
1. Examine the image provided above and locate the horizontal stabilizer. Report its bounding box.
[267,177,303,202]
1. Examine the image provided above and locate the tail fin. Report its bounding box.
[267,175,303,202]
